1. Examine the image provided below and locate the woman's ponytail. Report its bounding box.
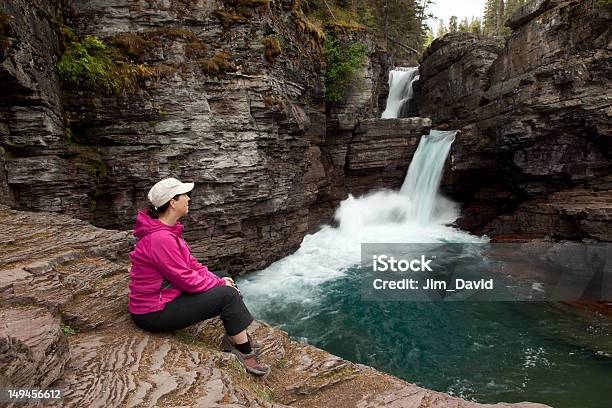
[146,194,180,218]
[147,204,161,219]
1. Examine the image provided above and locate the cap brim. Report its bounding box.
[176,182,194,195]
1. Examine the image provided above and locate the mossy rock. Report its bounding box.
[213,10,248,29]
[199,51,236,77]
[262,35,282,62]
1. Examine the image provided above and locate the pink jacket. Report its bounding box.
[128,211,226,314]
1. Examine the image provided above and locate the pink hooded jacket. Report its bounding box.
[128,211,226,314]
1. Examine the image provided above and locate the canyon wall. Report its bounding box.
[0,0,418,273]
[416,0,611,240]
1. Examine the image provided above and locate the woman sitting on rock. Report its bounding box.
[128,177,269,376]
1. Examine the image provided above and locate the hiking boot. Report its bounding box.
[222,334,262,354]
[230,349,271,376]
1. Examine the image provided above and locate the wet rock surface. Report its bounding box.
[417,0,611,239]
[0,205,551,407]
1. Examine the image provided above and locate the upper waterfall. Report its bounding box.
[381,67,419,119]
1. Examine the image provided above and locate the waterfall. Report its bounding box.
[381,67,419,119]
[240,129,479,304]
[400,130,457,225]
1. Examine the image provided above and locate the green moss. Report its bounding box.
[61,324,78,336]
[89,197,97,212]
[152,102,166,117]
[57,34,156,94]
[323,34,367,103]
[596,0,612,7]
[275,356,289,368]
[262,35,282,62]
[64,127,74,144]
[89,159,108,181]
[174,331,214,351]
[251,382,274,403]
[168,160,180,173]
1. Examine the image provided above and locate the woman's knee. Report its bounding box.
[216,284,241,301]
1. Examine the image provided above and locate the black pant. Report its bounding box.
[131,285,254,336]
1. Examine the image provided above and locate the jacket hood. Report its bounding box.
[133,211,183,239]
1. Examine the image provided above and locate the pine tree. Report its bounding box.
[458,17,469,32]
[468,17,482,35]
[423,27,434,48]
[497,0,505,35]
[483,0,498,35]
[436,19,448,38]
[448,15,458,32]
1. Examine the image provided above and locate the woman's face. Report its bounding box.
[171,193,190,217]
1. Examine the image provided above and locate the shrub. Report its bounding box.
[262,35,281,62]
[199,51,236,77]
[57,34,155,94]
[323,34,367,103]
[61,324,78,336]
[108,32,157,60]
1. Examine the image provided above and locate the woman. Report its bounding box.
[128,177,269,376]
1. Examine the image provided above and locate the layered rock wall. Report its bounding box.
[416,0,611,240]
[0,0,405,273]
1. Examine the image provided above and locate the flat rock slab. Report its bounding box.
[50,322,286,408]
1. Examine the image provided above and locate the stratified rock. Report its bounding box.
[49,322,290,408]
[0,0,395,274]
[0,305,69,390]
[417,0,611,237]
[506,0,558,30]
[483,186,612,241]
[345,117,431,195]
[416,32,505,126]
[0,205,133,330]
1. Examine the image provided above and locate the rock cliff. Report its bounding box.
[0,205,551,408]
[0,0,420,274]
[415,0,611,240]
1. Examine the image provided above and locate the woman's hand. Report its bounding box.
[223,277,240,293]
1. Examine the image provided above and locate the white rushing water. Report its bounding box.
[381,67,419,119]
[401,130,457,225]
[240,129,485,307]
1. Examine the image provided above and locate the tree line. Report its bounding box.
[429,0,527,43]
[302,0,434,63]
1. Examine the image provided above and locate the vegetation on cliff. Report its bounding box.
[57,29,156,93]
[323,33,367,102]
[299,0,431,62]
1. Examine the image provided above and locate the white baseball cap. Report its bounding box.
[147,178,194,208]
